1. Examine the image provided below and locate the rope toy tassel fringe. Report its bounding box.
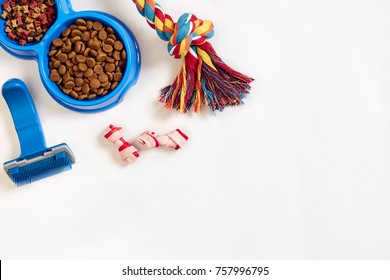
[132,0,254,113]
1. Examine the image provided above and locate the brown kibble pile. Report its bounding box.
[48,19,127,101]
[1,0,57,45]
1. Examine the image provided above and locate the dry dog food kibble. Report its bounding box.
[1,0,56,45]
[48,19,126,100]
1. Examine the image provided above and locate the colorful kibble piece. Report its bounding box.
[1,0,56,45]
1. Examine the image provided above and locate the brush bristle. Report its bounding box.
[8,151,73,186]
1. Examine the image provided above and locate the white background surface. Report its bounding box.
[0,0,389,259]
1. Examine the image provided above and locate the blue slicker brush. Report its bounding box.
[2,79,76,186]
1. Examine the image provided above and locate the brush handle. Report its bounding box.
[2,79,47,158]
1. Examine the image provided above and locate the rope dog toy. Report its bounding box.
[104,125,140,164]
[131,0,254,113]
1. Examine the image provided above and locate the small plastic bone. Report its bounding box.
[137,129,188,150]
[157,129,188,150]
[118,142,139,164]
[104,124,139,164]
[104,124,125,146]
[136,131,159,149]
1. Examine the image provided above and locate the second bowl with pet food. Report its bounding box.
[0,0,141,113]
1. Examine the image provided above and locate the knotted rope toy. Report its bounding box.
[132,0,254,113]
[104,125,189,164]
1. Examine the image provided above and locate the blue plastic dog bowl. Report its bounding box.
[0,0,141,113]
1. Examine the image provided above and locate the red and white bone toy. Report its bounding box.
[104,125,139,164]
[104,125,189,164]
[137,129,189,150]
